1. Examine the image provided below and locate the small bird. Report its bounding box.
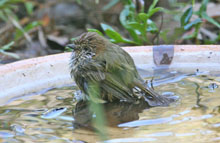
[68,32,170,106]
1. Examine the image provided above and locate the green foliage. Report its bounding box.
[180,0,220,42]
[100,23,137,44]
[88,0,219,45]
[87,28,104,36]
[89,0,163,45]
[102,0,120,11]
[75,0,82,5]
[15,21,41,41]
[0,41,20,59]
[181,6,193,27]
[0,0,24,20]
[0,0,40,58]
[25,2,34,15]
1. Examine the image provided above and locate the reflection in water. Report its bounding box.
[0,72,220,143]
[72,100,150,129]
[73,92,177,130]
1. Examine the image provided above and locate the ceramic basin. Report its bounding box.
[0,45,219,105]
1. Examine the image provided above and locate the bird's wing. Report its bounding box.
[99,46,173,106]
[96,46,138,101]
[76,55,136,102]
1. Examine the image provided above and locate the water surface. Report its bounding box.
[0,71,220,143]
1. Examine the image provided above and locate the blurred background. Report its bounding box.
[0,0,219,64]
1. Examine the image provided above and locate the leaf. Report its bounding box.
[87,28,104,36]
[101,23,138,44]
[4,8,18,20]
[201,12,220,29]
[119,6,128,27]
[1,41,14,50]
[102,0,119,11]
[128,19,157,33]
[104,29,123,42]
[101,23,123,42]
[119,5,135,28]
[0,50,20,59]
[0,0,7,6]
[101,23,115,32]
[184,18,202,30]
[148,0,159,12]
[138,13,148,22]
[122,0,134,6]
[0,11,7,21]
[25,21,41,31]
[147,7,163,18]
[76,0,82,5]
[0,0,23,10]
[100,23,124,42]
[0,41,20,59]
[25,2,34,15]
[192,0,195,5]
[199,0,209,14]
[127,28,142,44]
[121,37,138,45]
[127,22,144,32]
[181,6,193,26]
[147,19,158,33]
[15,21,41,40]
[127,21,146,43]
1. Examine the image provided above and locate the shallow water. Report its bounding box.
[0,72,220,143]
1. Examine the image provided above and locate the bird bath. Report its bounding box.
[0,45,220,142]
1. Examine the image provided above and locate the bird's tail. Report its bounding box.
[134,80,175,107]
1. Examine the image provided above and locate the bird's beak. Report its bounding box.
[66,44,75,50]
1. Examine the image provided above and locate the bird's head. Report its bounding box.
[67,32,109,55]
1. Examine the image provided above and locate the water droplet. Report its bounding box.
[208,83,218,90]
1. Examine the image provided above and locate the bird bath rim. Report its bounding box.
[0,45,219,106]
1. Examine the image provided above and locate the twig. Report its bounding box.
[152,12,163,45]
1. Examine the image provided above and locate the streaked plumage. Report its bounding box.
[68,32,170,106]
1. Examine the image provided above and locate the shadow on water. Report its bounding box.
[72,100,150,129]
[72,93,177,131]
